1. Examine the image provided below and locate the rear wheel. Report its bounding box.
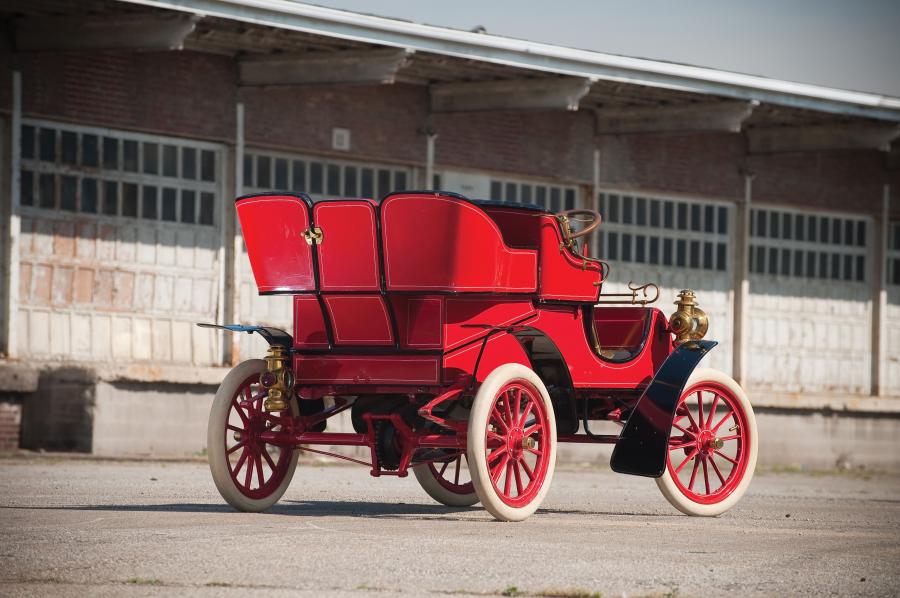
[656,368,757,516]
[468,363,557,522]
[208,359,299,512]
[413,455,479,507]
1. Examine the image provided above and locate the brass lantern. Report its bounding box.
[669,289,709,345]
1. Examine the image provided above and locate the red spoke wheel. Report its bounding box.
[413,454,479,507]
[468,363,556,522]
[656,368,758,516]
[208,359,299,512]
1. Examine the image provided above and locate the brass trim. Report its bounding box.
[302,226,324,245]
[262,345,293,412]
[596,281,660,305]
[669,289,709,345]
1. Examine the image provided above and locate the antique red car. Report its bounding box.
[201,191,757,521]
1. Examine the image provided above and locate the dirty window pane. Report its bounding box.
[807,216,817,242]
[292,160,306,191]
[607,232,618,260]
[819,218,829,244]
[793,250,804,277]
[61,131,78,165]
[103,181,119,215]
[60,175,77,210]
[806,252,816,278]
[564,188,576,210]
[39,173,56,208]
[756,210,767,237]
[690,240,701,268]
[361,168,374,198]
[782,213,793,240]
[856,222,866,247]
[371,169,387,198]
[690,204,701,231]
[663,201,674,228]
[635,235,646,263]
[21,125,35,159]
[662,238,673,266]
[256,155,270,188]
[621,233,632,261]
[142,186,157,219]
[39,128,56,162]
[489,181,502,201]
[161,188,177,221]
[81,178,98,213]
[521,185,533,204]
[123,140,138,172]
[535,186,547,208]
[550,188,561,212]
[82,134,98,167]
[649,237,659,264]
[781,249,790,275]
[770,211,780,238]
[182,147,196,180]
[143,142,159,174]
[309,162,323,194]
[163,145,178,177]
[635,197,647,226]
[103,137,119,170]
[343,166,357,196]
[767,247,778,275]
[676,239,686,267]
[275,158,288,189]
[704,205,715,233]
[21,170,34,206]
[621,196,633,224]
[843,254,853,281]
[677,202,688,230]
[327,164,340,195]
[856,256,865,282]
[795,215,805,241]
[607,195,619,223]
[717,243,727,271]
[718,206,728,235]
[832,219,842,245]
[844,220,854,246]
[200,150,216,182]
[830,253,840,279]
[199,192,215,225]
[122,183,138,217]
[181,190,196,223]
[395,171,407,191]
[649,199,660,227]
[703,241,714,270]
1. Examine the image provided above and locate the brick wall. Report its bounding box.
[433,109,595,183]
[597,132,746,199]
[0,400,22,452]
[241,83,429,164]
[19,50,236,142]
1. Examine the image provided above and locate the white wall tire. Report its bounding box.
[208,359,299,512]
[656,367,758,517]
[413,455,479,507]
[467,363,557,522]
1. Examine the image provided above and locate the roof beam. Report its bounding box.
[596,100,757,134]
[13,13,199,52]
[116,0,900,122]
[430,77,592,112]
[747,123,900,153]
[239,48,413,86]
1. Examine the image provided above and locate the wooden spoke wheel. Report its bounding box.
[208,359,299,512]
[656,368,758,516]
[468,363,557,522]
[413,454,479,507]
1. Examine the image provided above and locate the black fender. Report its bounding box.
[610,339,717,477]
[196,323,293,348]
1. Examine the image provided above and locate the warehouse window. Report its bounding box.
[593,192,731,272]
[889,222,900,286]
[749,207,868,282]
[19,121,220,226]
[489,178,577,212]
[243,149,412,200]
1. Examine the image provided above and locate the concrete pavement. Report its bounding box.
[1,456,898,597]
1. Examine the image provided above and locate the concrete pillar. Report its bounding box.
[871,183,890,396]
[732,172,753,385]
[3,71,22,358]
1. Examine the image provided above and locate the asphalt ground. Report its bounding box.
[0,456,898,598]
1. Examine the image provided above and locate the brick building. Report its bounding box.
[1,0,899,467]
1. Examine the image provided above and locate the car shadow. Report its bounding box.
[0,500,676,520]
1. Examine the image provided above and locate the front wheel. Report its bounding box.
[208,359,299,512]
[656,368,758,516]
[467,363,557,522]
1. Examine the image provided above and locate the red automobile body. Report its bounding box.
[231,191,703,478]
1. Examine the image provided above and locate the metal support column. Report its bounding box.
[424,131,437,189]
[871,183,890,396]
[227,101,245,365]
[732,172,753,385]
[3,71,22,358]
